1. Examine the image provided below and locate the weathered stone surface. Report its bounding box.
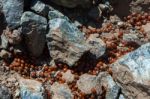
[0,85,11,99]
[77,74,101,94]
[31,0,53,16]
[21,11,47,57]
[48,10,69,21]
[0,33,9,49]
[62,70,75,83]
[112,43,150,99]
[97,72,120,99]
[51,82,73,99]
[142,23,150,40]
[86,34,106,59]
[2,0,24,29]
[46,18,88,66]
[19,78,45,99]
[123,33,141,44]
[50,0,92,8]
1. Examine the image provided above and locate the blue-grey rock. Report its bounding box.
[48,10,69,21]
[2,0,24,29]
[50,0,92,8]
[31,0,54,16]
[46,18,88,66]
[97,72,120,99]
[0,85,11,99]
[112,43,150,99]
[51,82,73,99]
[21,11,47,57]
[19,78,45,99]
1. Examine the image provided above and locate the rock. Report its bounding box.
[112,43,150,99]
[123,33,141,45]
[142,23,150,33]
[51,82,73,99]
[86,34,106,59]
[50,0,92,8]
[19,78,45,99]
[21,11,47,57]
[31,0,53,16]
[62,70,75,83]
[2,0,24,29]
[48,10,69,21]
[0,33,9,49]
[0,49,12,59]
[0,85,11,99]
[77,74,101,94]
[97,72,120,99]
[46,18,88,66]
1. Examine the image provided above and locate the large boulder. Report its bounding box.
[112,43,150,99]
[19,78,45,99]
[46,18,88,66]
[0,85,11,99]
[50,82,73,99]
[2,0,24,29]
[21,11,47,57]
[50,0,92,8]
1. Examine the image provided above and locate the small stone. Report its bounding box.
[97,72,120,99]
[62,70,75,83]
[86,34,106,59]
[31,0,53,16]
[51,82,73,99]
[19,78,45,99]
[77,74,101,94]
[0,49,11,59]
[0,33,9,49]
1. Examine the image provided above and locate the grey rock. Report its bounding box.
[21,11,47,57]
[50,0,92,8]
[2,0,24,29]
[31,0,54,16]
[51,82,73,99]
[77,74,102,94]
[112,43,150,99]
[97,72,120,99]
[62,70,75,83]
[0,33,9,49]
[86,34,106,59]
[0,49,12,59]
[123,33,141,45]
[19,78,45,99]
[142,23,150,39]
[48,10,69,21]
[0,85,11,99]
[46,18,88,66]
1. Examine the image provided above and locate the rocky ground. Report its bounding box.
[0,0,150,99]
